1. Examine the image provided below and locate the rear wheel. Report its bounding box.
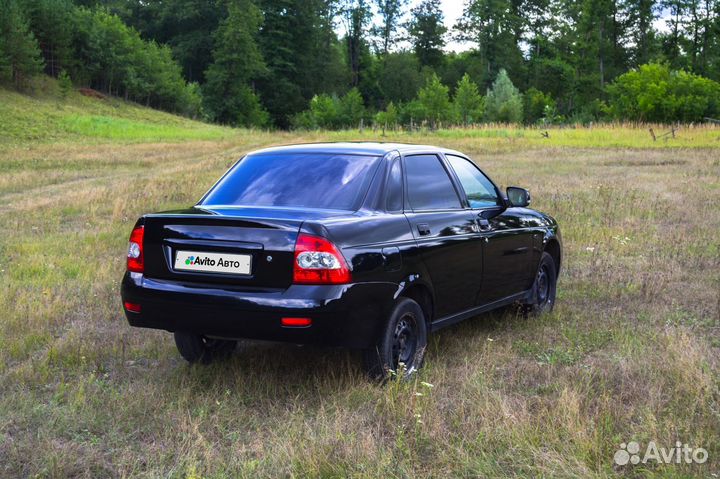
[523,251,557,316]
[173,332,236,364]
[363,298,428,380]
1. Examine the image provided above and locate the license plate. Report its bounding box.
[174,250,252,275]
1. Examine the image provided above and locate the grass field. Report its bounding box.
[0,87,719,478]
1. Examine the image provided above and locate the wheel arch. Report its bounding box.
[544,238,561,275]
[398,282,434,325]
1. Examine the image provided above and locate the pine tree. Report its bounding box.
[484,69,523,123]
[25,0,75,77]
[407,0,446,68]
[257,0,347,128]
[0,0,44,89]
[202,0,268,126]
[454,73,483,125]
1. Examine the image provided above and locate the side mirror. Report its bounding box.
[507,187,531,207]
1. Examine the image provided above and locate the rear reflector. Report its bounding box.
[281,317,312,327]
[124,301,141,313]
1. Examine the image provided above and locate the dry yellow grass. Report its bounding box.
[0,126,718,478]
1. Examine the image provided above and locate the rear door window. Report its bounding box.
[404,154,461,211]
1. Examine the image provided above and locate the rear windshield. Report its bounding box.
[200,153,382,210]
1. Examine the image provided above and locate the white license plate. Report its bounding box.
[174,250,252,275]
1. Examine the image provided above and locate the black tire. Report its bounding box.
[363,297,428,380]
[173,332,236,364]
[523,251,557,316]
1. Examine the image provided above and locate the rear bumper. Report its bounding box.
[120,272,397,348]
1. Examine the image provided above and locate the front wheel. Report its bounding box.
[173,332,236,364]
[362,297,428,380]
[523,251,557,316]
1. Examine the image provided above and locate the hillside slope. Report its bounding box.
[0,80,239,145]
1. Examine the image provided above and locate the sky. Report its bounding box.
[342,0,671,54]
[335,0,471,53]
[418,0,468,52]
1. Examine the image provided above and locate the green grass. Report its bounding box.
[321,123,720,150]
[0,86,718,477]
[0,80,238,145]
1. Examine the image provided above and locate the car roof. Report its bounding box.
[247,142,467,157]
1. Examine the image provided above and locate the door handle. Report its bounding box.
[476,218,491,231]
[417,223,431,236]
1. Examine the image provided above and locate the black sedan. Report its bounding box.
[121,143,561,378]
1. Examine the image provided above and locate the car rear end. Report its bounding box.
[120,150,397,348]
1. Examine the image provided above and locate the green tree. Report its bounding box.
[659,0,688,69]
[180,81,203,118]
[376,51,422,103]
[625,0,658,66]
[484,69,523,123]
[417,73,450,127]
[0,0,44,88]
[407,0,446,68]
[340,0,372,87]
[574,0,629,101]
[312,94,341,128]
[202,0,268,126]
[375,100,398,128]
[339,87,366,126]
[25,0,75,77]
[456,0,525,87]
[523,87,556,124]
[257,0,348,128]
[116,0,224,84]
[399,99,426,125]
[68,8,193,114]
[453,73,483,125]
[372,0,408,54]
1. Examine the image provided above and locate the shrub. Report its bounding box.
[606,63,720,122]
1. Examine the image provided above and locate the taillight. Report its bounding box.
[127,225,144,273]
[293,233,351,284]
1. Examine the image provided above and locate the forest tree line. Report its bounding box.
[1,0,719,128]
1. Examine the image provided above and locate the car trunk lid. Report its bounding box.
[141,206,346,288]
